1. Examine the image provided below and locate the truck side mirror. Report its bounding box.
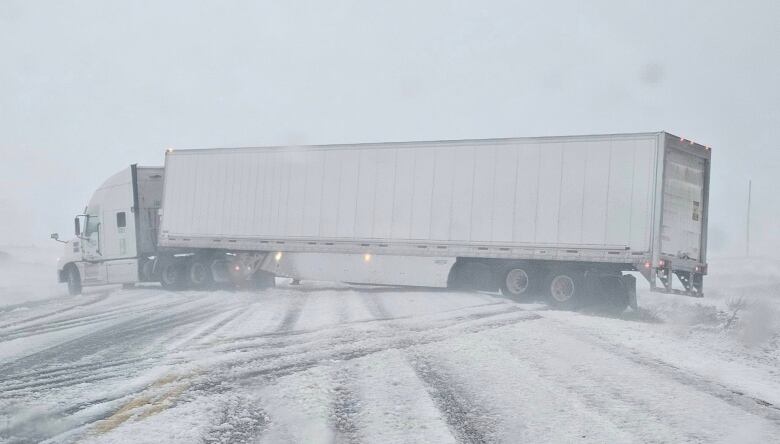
[74,217,81,236]
[51,232,67,244]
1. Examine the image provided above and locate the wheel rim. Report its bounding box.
[505,269,529,295]
[550,275,575,302]
[189,262,208,285]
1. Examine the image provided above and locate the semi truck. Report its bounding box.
[53,131,710,311]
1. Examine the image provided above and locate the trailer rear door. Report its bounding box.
[660,143,707,261]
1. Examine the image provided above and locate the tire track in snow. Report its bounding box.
[209,306,533,372]
[0,300,218,384]
[201,395,270,443]
[484,319,780,441]
[329,367,361,443]
[0,307,217,392]
[0,291,106,316]
[335,293,351,325]
[61,310,539,442]
[18,303,261,425]
[214,302,521,355]
[545,319,780,424]
[181,310,540,402]
[170,306,535,404]
[275,293,308,332]
[227,311,541,384]
[1,355,153,388]
[0,297,187,342]
[3,294,527,441]
[189,307,246,343]
[361,292,390,320]
[0,304,238,439]
[405,353,496,444]
[0,291,111,330]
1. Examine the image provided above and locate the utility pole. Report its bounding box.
[746,179,752,257]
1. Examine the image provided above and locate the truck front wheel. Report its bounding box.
[66,265,82,296]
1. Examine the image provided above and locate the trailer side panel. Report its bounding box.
[159,134,663,260]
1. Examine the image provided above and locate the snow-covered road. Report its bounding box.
[1,269,780,443]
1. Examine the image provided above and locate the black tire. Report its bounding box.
[500,265,536,300]
[545,269,585,309]
[66,265,82,296]
[187,260,214,289]
[160,261,185,290]
[448,261,495,292]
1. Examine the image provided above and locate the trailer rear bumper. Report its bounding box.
[636,258,706,297]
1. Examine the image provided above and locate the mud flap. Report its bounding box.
[621,274,638,309]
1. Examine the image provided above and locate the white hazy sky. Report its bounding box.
[1,0,778,257]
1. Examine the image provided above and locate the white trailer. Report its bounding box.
[54,132,710,311]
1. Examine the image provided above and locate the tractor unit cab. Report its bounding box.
[54,165,164,294]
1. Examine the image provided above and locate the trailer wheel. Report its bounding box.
[65,265,82,296]
[501,267,532,299]
[546,270,584,309]
[160,261,184,290]
[187,260,213,289]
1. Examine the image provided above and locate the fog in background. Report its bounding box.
[1,0,778,257]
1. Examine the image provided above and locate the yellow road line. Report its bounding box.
[91,372,193,435]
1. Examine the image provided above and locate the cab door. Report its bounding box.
[82,211,107,284]
[104,209,139,283]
